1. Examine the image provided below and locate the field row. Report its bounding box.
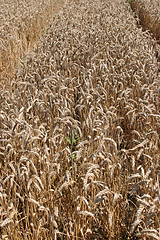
[130,0,160,62]
[0,0,65,86]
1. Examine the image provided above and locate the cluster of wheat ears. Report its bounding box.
[0,0,160,239]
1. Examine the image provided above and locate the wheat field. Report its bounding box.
[0,0,160,239]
